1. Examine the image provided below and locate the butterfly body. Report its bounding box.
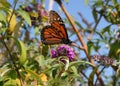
[41,10,72,45]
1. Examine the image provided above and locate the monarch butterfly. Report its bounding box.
[41,10,72,45]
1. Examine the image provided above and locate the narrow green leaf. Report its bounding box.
[17,10,31,26]
[75,21,84,29]
[64,59,69,71]
[88,67,98,86]
[52,68,57,78]
[19,41,27,65]
[69,60,94,67]
[101,25,111,34]
[43,63,60,73]
[0,76,3,86]
[92,8,98,23]
[95,31,104,39]
[1,68,11,77]
[87,41,94,54]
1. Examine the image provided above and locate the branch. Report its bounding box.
[1,36,23,86]
[4,0,18,36]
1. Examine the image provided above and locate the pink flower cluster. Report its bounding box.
[51,45,75,61]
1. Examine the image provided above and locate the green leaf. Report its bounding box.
[0,11,7,23]
[71,66,77,75]
[34,27,40,35]
[109,40,120,59]
[25,68,43,84]
[4,79,17,86]
[1,68,11,77]
[19,41,27,65]
[43,63,60,73]
[0,76,3,86]
[88,67,98,86]
[75,21,84,29]
[7,70,17,79]
[17,10,31,26]
[38,55,45,68]
[42,45,49,57]
[69,60,94,67]
[101,25,111,34]
[87,41,94,54]
[0,0,10,8]
[4,36,27,65]
[14,20,23,38]
[95,31,104,39]
[61,72,68,79]
[52,68,57,78]
[64,59,69,71]
[92,8,98,23]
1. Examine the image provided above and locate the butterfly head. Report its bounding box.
[62,38,72,44]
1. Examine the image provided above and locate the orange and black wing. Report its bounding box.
[49,10,69,39]
[49,10,64,25]
[41,10,72,45]
[41,25,63,44]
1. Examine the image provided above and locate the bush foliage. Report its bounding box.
[0,0,120,86]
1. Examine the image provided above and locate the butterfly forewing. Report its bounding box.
[49,11,69,38]
[49,10,64,25]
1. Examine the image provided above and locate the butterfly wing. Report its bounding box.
[49,10,70,42]
[41,10,72,45]
[41,25,64,44]
[49,10,64,25]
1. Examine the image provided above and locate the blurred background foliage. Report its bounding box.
[0,0,120,86]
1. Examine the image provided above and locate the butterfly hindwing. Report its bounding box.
[41,26,63,44]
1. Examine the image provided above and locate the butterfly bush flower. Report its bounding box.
[36,3,47,16]
[51,49,57,58]
[92,55,114,65]
[51,45,75,61]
